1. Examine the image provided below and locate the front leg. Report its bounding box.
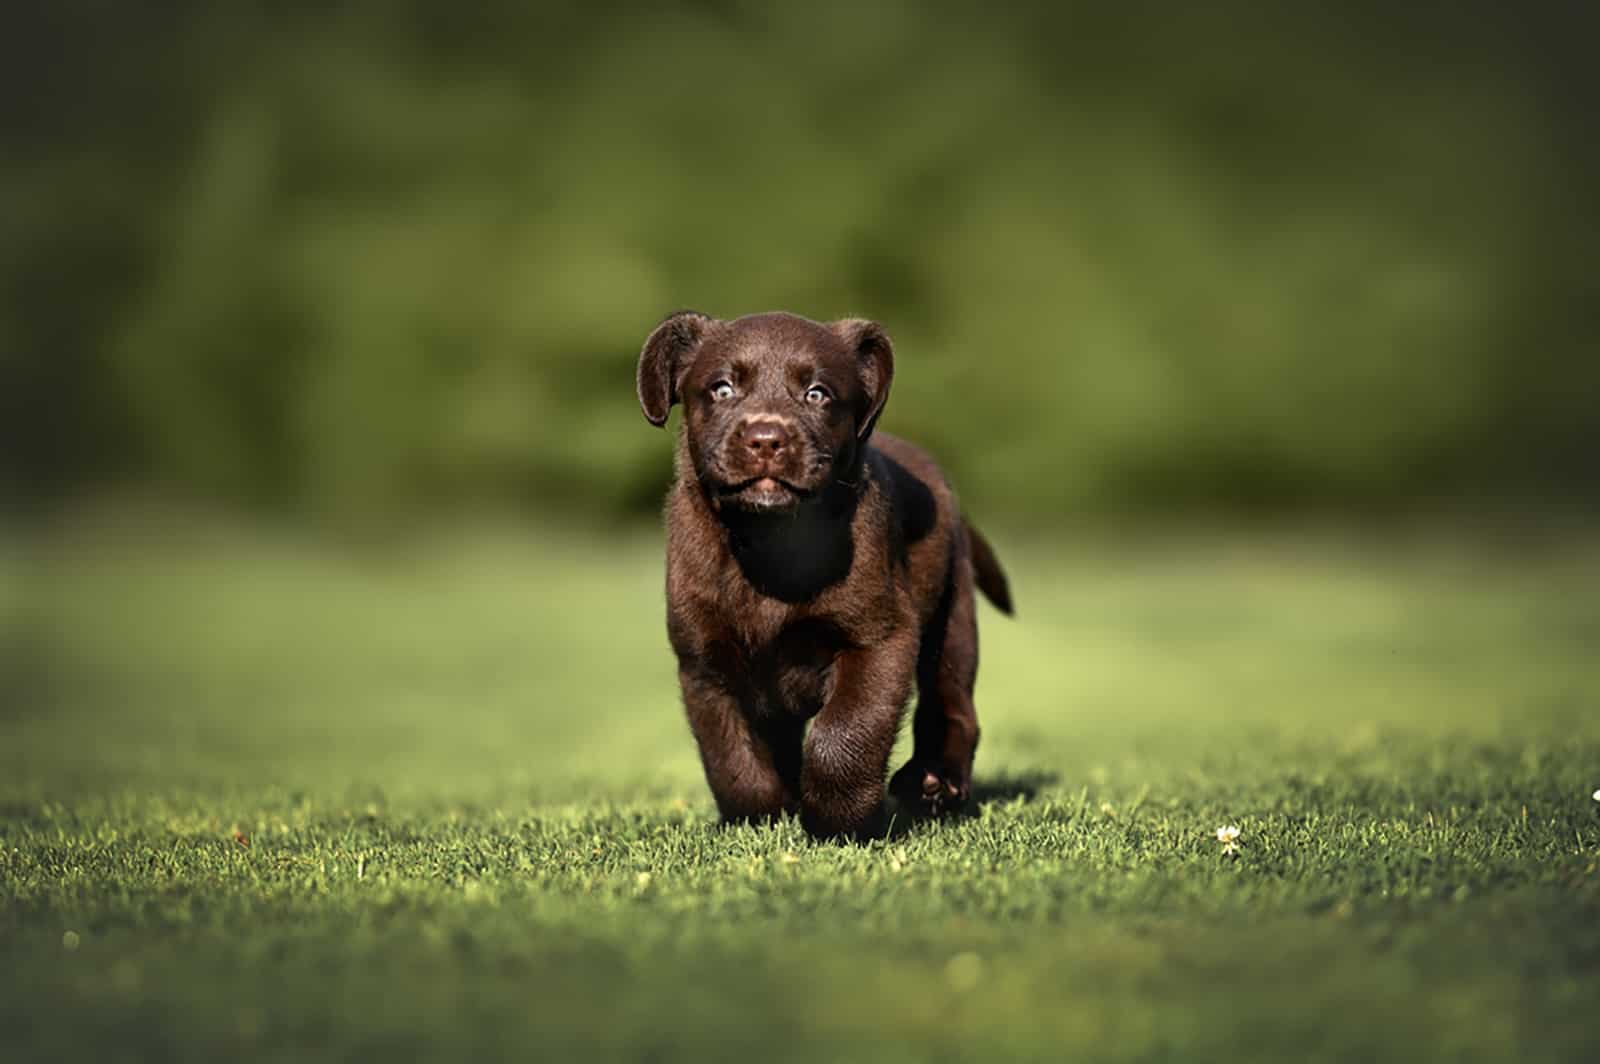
[801,631,918,839]
[679,667,793,824]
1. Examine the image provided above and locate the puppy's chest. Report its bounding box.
[677,587,849,716]
[737,595,847,706]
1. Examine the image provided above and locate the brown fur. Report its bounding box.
[637,310,1012,838]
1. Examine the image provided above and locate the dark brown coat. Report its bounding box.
[637,311,1011,838]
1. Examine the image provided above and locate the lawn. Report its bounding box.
[3,516,1599,1061]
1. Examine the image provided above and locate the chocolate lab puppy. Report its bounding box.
[636,310,1012,838]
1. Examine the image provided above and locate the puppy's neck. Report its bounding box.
[712,481,861,604]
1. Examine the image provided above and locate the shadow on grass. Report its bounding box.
[970,770,1059,810]
[882,769,1060,838]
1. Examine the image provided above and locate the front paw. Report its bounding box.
[800,799,888,841]
[890,760,969,818]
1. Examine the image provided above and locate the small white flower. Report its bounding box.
[1216,824,1241,856]
[1592,789,1600,802]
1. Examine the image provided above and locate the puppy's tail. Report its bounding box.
[965,522,1014,616]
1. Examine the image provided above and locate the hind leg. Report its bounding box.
[890,553,980,818]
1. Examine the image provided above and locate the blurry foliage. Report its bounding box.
[4,1,1597,522]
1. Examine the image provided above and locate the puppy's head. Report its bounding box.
[637,311,893,512]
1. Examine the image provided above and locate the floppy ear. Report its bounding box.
[637,311,714,427]
[832,318,894,440]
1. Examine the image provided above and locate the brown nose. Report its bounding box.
[742,419,789,458]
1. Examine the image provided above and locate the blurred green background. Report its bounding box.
[6,1,1597,525]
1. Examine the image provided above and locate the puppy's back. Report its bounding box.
[870,432,1012,616]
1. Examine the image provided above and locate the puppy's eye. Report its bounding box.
[803,384,831,405]
[710,381,735,401]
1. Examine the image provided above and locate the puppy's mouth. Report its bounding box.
[716,476,811,510]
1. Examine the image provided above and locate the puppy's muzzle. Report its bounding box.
[740,418,791,475]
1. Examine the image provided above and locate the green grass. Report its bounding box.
[4,517,1600,1061]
